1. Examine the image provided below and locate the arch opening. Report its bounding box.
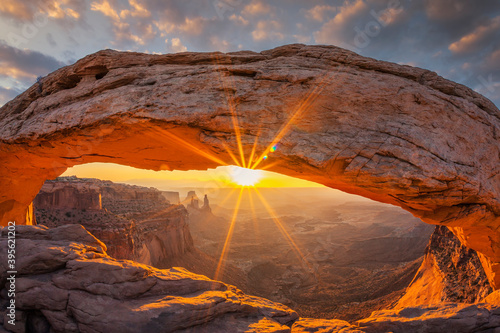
[34,161,442,320]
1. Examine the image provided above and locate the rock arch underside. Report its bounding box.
[1,42,499,296]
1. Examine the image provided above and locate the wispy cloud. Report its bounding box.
[0,41,66,106]
[449,16,500,54]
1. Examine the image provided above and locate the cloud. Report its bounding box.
[90,0,156,46]
[0,42,64,106]
[0,0,83,21]
[169,37,187,52]
[305,5,337,22]
[0,67,36,80]
[45,0,81,19]
[424,0,467,21]
[423,0,500,21]
[313,0,369,47]
[0,41,65,78]
[0,1,32,20]
[90,0,120,21]
[154,19,176,36]
[229,14,249,26]
[119,0,150,19]
[0,86,23,107]
[241,0,274,17]
[448,15,500,54]
[331,0,367,26]
[252,20,284,41]
[178,17,207,36]
[485,49,500,71]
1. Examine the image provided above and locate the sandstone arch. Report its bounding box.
[0,44,499,286]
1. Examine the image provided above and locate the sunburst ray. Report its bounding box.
[250,73,334,170]
[213,55,247,168]
[149,128,228,166]
[254,188,311,269]
[214,187,244,281]
[247,187,260,237]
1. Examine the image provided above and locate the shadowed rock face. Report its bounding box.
[0,44,498,285]
[34,177,194,265]
[395,226,492,308]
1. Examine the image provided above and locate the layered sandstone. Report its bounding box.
[0,44,498,285]
[34,177,102,211]
[35,177,193,266]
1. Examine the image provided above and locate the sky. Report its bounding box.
[61,163,324,188]
[1,0,499,187]
[0,0,499,107]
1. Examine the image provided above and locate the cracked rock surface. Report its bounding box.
[0,43,499,285]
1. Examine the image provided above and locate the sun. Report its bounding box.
[229,166,263,186]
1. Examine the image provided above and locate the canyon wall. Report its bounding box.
[162,191,180,204]
[34,177,102,210]
[395,225,492,308]
[34,177,193,267]
[0,44,498,286]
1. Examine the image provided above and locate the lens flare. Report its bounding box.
[230,166,263,186]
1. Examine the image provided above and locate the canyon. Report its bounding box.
[0,177,497,332]
[33,177,433,321]
[187,187,436,321]
[34,176,192,264]
[0,43,499,331]
[33,177,246,289]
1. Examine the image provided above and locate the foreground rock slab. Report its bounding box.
[357,303,500,333]
[0,225,297,333]
[291,318,364,332]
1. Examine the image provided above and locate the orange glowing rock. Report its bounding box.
[0,44,498,288]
